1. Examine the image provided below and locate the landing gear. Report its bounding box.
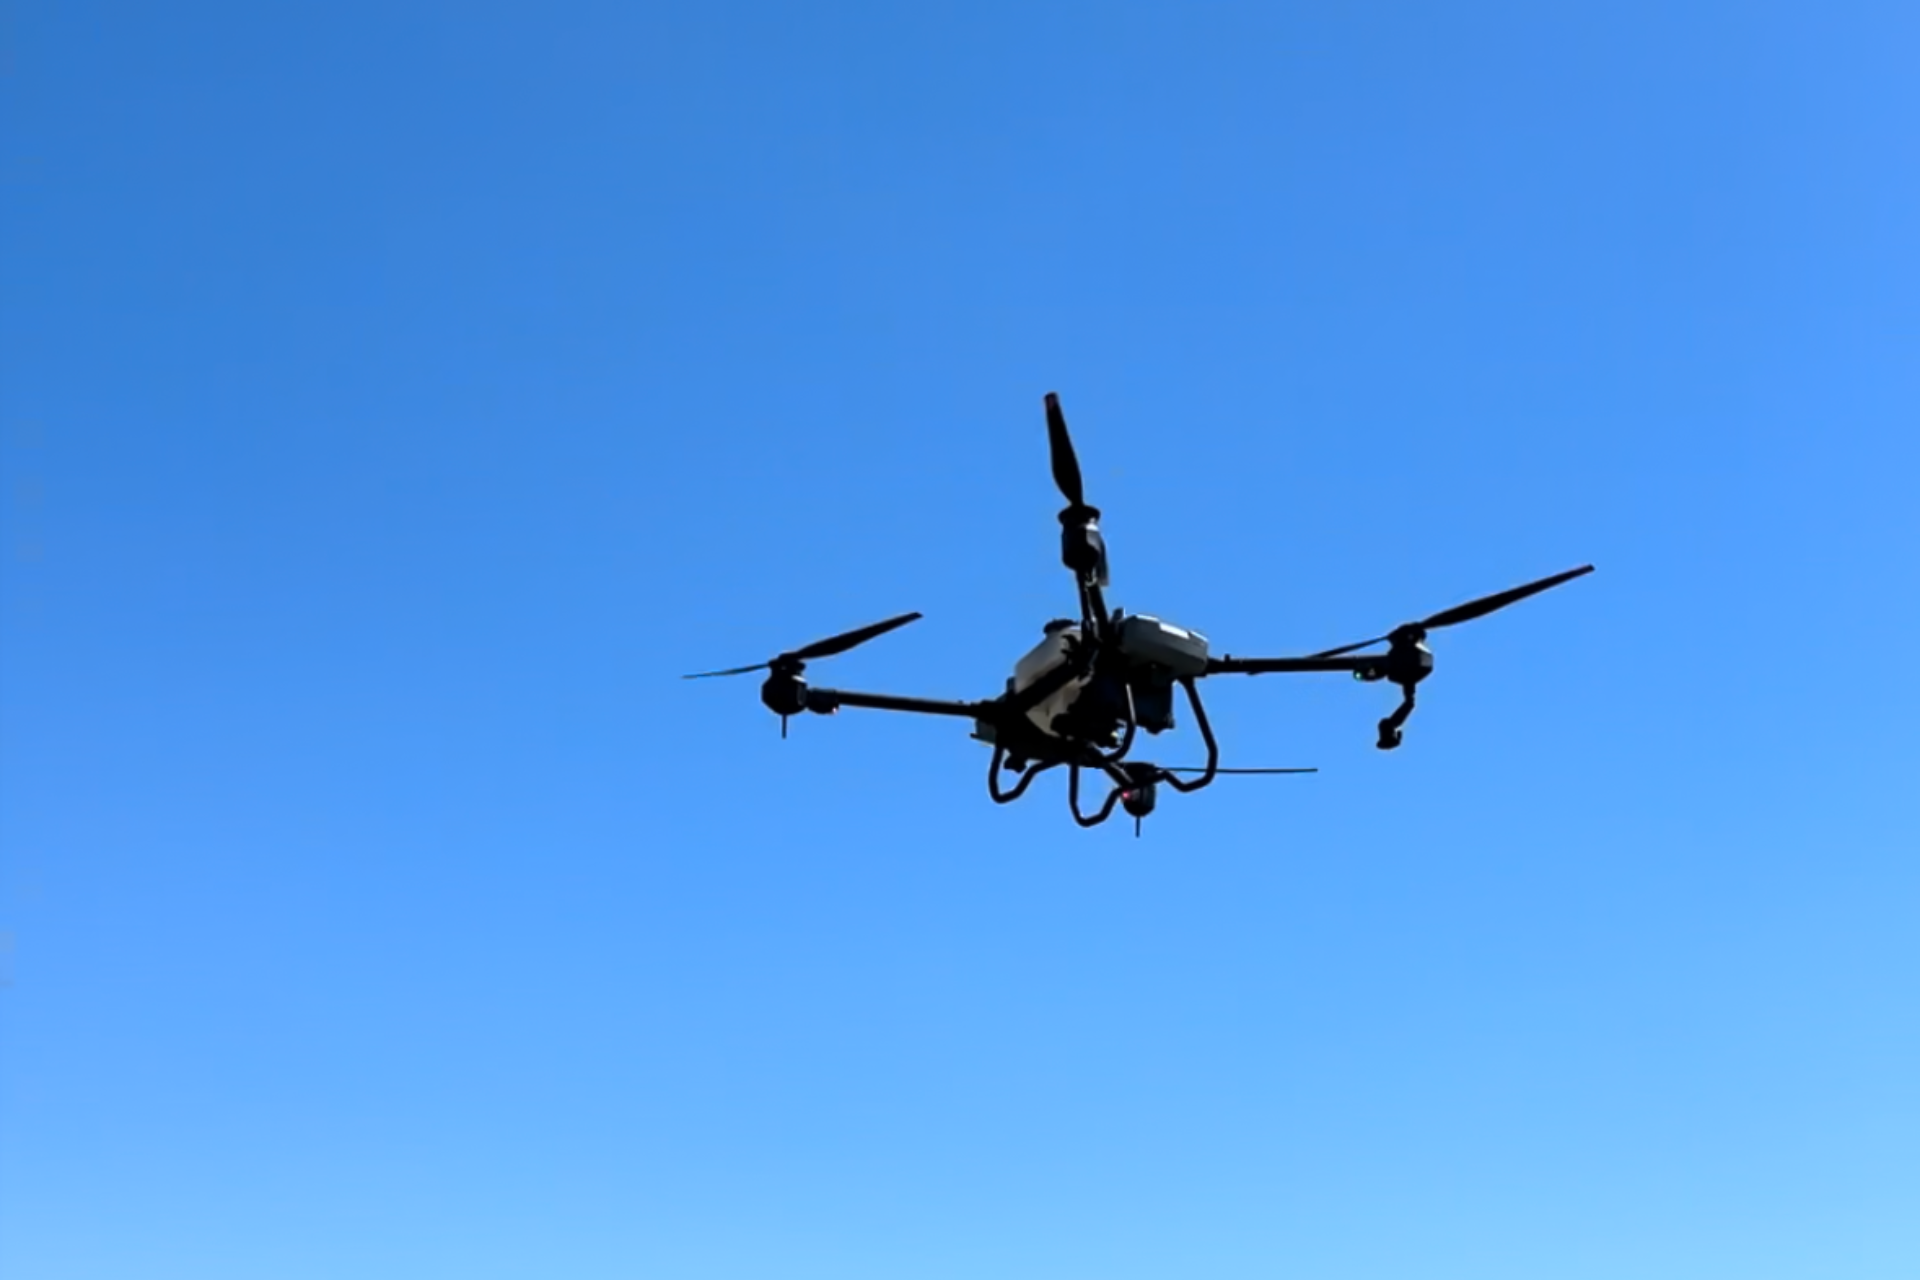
[1374,687,1420,756]
[1059,677,1221,831]
[1376,683,1416,751]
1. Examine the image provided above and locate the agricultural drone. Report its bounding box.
[687,395,1592,832]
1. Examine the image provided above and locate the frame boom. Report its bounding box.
[1204,655,1379,676]
[804,687,1001,720]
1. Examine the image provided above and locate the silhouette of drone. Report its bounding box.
[688,394,1592,833]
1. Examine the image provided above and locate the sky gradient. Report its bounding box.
[3,3,1917,1277]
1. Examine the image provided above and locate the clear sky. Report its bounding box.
[3,2,1917,1277]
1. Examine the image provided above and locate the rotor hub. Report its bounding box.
[1383,634,1435,686]
[1057,505,1107,580]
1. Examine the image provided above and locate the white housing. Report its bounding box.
[1115,614,1209,676]
[1011,625,1089,737]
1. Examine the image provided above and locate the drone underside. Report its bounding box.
[688,393,1593,833]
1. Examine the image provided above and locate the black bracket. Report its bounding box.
[1063,677,1222,827]
[988,744,1056,804]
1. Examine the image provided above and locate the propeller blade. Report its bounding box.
[1044,392,1085,508]
[787,610,924,661]
[1306,564,1594,658]
[1307,635,1391,660]
[681,611,924,679]
[1418,564,1595,630]
[1161,766,1319,775]
[681,661,771,680]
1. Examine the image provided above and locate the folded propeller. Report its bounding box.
[1045,392,1087,511]
[1044,393,1110,592]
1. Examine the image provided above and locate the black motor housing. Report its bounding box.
[760,671,808,717]
[1059,508,1109,585]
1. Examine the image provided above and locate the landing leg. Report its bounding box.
[1377,683,1416,750]
[987,744,1054,804]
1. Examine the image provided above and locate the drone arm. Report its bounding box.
[1206,652,1427,751]
[1204,654,1380,677]
[1077,573,1110,643]
[804,687,999,720]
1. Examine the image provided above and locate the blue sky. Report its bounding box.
[2,2,1917,1276]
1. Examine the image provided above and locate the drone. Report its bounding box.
[687,393,1593,833]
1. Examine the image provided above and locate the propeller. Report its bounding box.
[1044,392,1086,509]
[681,611,923,679]
[1044,392,1112,590]
[1160,767,1318,775]
[1309,565,1594,659]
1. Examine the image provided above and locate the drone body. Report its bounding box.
[688,393,1593,832]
